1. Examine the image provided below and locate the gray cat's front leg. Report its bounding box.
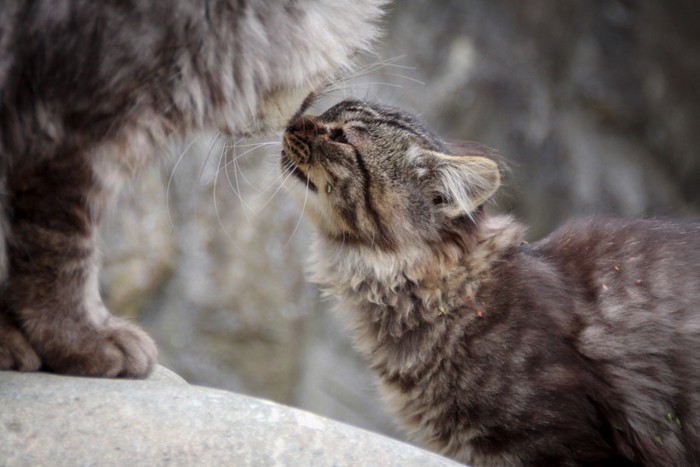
[2,156,157,378]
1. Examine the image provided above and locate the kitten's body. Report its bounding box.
[282,100,700,466]
[0,0,385,377]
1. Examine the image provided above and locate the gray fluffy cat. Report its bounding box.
[0,1,385,378]
[282,99,700,466]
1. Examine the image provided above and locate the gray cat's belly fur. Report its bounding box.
[0,0,385,376]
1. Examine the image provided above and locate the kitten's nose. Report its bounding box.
[287,115,320,138]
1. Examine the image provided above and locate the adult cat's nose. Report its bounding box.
[287,115,320,138]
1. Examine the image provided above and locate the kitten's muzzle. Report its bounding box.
[283,114,322,164]
[282,133,312,164]
[281,124,318,191]
[280,147,317,192]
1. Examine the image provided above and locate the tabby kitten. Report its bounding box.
[0,0,385,378]
[282,99,700,466]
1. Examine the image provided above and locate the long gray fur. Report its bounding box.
[0,1,386,377]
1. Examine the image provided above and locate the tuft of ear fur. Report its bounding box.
[419,148,501,218]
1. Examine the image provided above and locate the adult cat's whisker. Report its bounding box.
[351,81,407,90]
[345,55,412,78]
[320,57,415,96]
[383,72,426,86]
[322,81,405,102]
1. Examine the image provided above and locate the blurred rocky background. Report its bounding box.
[99,0,700,444]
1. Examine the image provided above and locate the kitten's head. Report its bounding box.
[281,100,502,251]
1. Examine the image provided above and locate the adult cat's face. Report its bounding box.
[282,100,502,251]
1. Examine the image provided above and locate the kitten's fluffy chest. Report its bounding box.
[308,215,527,457]
[309,215,525,344]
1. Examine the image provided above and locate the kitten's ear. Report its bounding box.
[419,149,501,217]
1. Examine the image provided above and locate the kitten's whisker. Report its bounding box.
[250,166,294,207]
[254,163,298,215]
[227,141,276,164]
[257,159,295,194]
[229,146,254,222]
[199,134,227,184]
[227,141,280,148]
[218,141,279,195]
[166,134,203,227]
[281,173,311,252]
[206,138,242,184]
[233,154,265,194]
[204,139,256,218]
[212,139,236,242]
[222,144,250,217]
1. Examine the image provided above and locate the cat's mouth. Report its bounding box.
[281,150,317,192]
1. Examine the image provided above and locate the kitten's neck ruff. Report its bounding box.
[310,214,526,341]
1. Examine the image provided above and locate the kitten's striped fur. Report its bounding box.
[282,99,700,466]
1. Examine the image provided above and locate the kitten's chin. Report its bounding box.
[280,149,318,192]
[281,182,346,241]
[281,174,323,219]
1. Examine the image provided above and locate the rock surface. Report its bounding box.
[0,366,459,467]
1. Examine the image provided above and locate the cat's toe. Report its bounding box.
[41,317,158,379]
[106,319,158,378]
[0,315,42,372]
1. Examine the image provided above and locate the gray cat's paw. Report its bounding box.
[0,315,42,372]
[39,316,158,379]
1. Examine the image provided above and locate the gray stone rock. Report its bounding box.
[0,366,460,467]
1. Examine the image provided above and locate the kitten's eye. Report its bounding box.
[328,128,348,144]
[432,194,450,206]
